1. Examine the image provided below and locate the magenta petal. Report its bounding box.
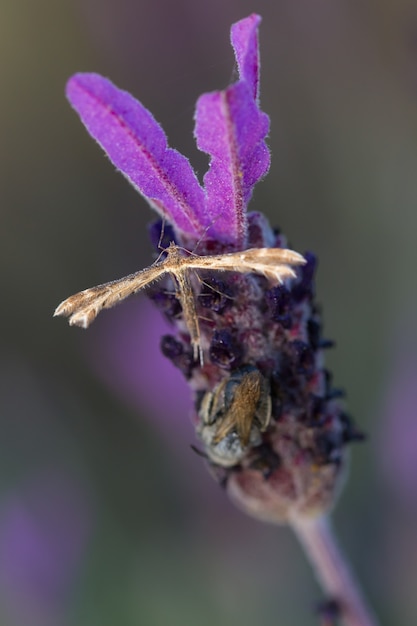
[195,81,270,247]
[231,14,261,103]
[66,73,206,239]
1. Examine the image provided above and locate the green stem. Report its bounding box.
[291,515,379,626]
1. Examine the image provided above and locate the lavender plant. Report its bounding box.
[56,14,378,626]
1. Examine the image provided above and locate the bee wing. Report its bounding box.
[54,264,165,328]
[233,371,263,445]
[212,370,263,446]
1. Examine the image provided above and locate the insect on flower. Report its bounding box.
[198,365,272,467]
[54,14,353,520]
[54,14,376,625]
[54,242,305,365]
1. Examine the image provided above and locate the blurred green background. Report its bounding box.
[2,0,417,624]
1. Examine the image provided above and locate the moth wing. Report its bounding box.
[186,248,305,284]
[254,263,298,282]
[54,265,164,328]
[239,247,305,267]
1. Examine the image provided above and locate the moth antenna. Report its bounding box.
[157,218,166,251]
[191,215,222,254]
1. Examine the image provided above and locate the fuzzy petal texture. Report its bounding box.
[66,73,206,239]
[231,14,261,102]
[195,81,270,248]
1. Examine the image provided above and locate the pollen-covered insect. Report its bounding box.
[198,365,272,467]
[54,242,305,365]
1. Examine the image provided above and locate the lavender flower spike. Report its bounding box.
[66,74,206,240]
[57,15,379,626]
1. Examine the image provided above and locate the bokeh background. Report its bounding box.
[2,0,417,624]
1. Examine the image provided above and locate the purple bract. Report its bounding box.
[66,13,269,250]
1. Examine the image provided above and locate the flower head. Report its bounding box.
[57,15,363,524]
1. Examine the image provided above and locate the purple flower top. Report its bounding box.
[66,14,269,249]
[58,14,360,533]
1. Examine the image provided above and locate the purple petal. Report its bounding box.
[231,14,261,103]
[66,73,206,239]
[195,81,270,247]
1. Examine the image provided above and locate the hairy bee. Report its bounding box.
[198,366,271,467]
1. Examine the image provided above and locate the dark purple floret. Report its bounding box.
[292,251,317,302]
[307,318,322,350]
[209,329,243,368]
[314,425,345,466]
[249,444,281,478]
[160,335,194,378]
[291,340,316,377]
[326,388,346,400]
[340,412,366,444]
[148,290,182,320]
[198,278,235,314]
[160,334,183,358]
[265,285,292,329]
[308,395,326,424]
[272,352,304,405]
[316,599,341,624]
